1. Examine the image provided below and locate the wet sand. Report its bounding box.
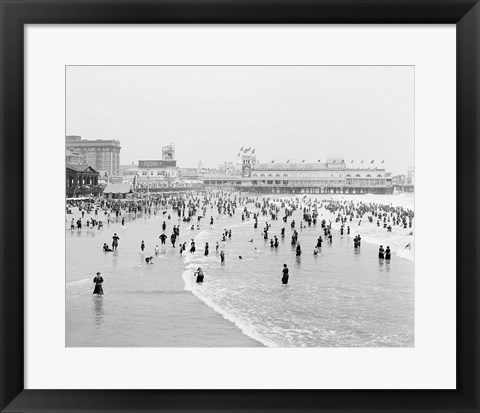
[66,208,262,347]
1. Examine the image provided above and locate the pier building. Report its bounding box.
[204,152,393,194]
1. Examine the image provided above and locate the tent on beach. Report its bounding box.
[102,183,134,198]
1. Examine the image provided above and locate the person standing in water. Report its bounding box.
[159,232,167,246]
[281,264,289,284]
[385,246,391,260]
[220,250,225,265]
[112,233,120,250]
[378,245,385,259]
[141,241,145,252]
[93,272,104,295]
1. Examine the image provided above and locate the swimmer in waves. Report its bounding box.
[194,267,204,283]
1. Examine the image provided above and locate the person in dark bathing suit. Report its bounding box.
[378,245,385,259]
[281,264,289,284]
[296,243,302,256]
[93,272,104,295]
[195,267,204,283]
[112,233,120,250]
[159,233,167,245]
[385,246,391,260]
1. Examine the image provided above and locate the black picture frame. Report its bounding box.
[1,1,479,412]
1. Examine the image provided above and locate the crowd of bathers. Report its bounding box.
[66,190,413,294]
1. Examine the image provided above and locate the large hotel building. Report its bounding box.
[66,135,121,177]
[204,152,393,194]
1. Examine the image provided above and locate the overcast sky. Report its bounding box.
[66,66,414,174]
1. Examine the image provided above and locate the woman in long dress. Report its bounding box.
[93,272,104,295]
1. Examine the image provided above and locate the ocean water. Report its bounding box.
[66,192,414,347]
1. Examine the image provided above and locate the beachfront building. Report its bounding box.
[392,166,414,192]
[66,135,122,177]
[65,149,86,165]
[66,163,101,197]
[136,159,179,189]
[407,166,415,186]
[66,164,100,188]
[121,164,140,185]
[204,151,393,194]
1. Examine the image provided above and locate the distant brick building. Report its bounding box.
[66,135,121,177]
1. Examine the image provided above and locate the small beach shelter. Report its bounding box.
[102,183,134,199]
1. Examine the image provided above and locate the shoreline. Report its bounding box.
[183,216,414,347]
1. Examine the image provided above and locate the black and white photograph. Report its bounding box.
[65,65,415,348]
